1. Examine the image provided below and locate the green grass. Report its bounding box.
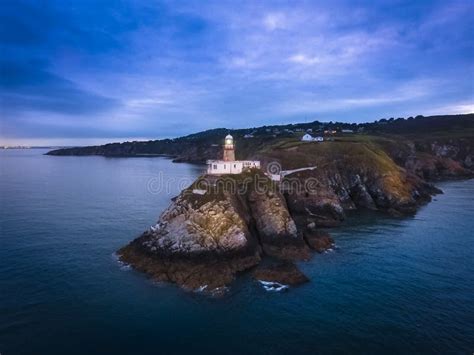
[252,135,417,200]
[181,169,277,209]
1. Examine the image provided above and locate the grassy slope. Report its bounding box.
[254,134,396,170]
[253,134,417,201]
[183,169,276,209]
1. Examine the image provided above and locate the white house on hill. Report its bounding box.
[301,134,324,142]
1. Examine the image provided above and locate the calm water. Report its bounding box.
[1,149,473,354]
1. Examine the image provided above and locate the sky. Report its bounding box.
[1,0,473,146]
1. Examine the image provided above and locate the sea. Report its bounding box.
[1,149,473,354]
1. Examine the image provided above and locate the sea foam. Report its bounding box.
[258,280,289,292]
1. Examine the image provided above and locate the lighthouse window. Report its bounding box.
[234,164,236,168]
[224,164,226,169]
[213,164,217,169]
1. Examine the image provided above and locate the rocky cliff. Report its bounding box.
[119,171,335,291]
[255,139,442,227]
[374,135,474,181]
[119,158,441,292]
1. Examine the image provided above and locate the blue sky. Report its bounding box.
[1,0,473,146]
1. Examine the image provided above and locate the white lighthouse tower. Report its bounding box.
[223,134,235,161]
[207,134,260,175]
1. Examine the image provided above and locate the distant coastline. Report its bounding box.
[45,113,474,166]
[1,146,73,150]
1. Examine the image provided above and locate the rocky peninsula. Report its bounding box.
[117,155,443,292]
[47,114,473,292]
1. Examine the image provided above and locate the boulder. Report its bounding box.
[247,178,311,260]
[252,262,309,285]
[303,229,335,253]
[283,173,346,228]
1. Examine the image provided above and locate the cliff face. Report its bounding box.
[119,192,261,290]
[283,166,438,227]
[254,139,441,227]
[368,133,473,180]
[118,172,310,291]
[247,187,310,260]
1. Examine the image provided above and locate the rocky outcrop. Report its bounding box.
[277,153,439,228]
[119,153,444,293]
[403,153,471,180]
[118,171,310,291]
[303,229,335,253]
[118,188,261,290]
[377,136,474,181]
[252,262,309,285]
[283,171,345,228]
[247,188,311,260]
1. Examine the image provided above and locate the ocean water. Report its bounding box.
[1,149,473,354]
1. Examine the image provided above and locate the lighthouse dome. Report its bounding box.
[225,134,234,146]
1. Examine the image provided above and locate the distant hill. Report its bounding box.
[46,114,474,164]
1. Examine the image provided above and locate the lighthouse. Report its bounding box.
[223,134,235,161]
[206,134,261,175]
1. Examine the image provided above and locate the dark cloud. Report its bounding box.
[0,0,140,52]
[0,1,56,46]
[0,0,207,121]
[0,60,119,115]
[0,0,133,120]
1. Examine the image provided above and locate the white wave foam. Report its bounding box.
[258,280,289,292]
[196,285,208,292]
[324,244,337,253]
[112,252,132,270]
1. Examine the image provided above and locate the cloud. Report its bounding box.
[424,102,474,116]
[219,6,401,81]
[288,54,321,66]
[0,60,119,116]
[263,13,287,31]
[125,97,174,109]
[274,79,438,115]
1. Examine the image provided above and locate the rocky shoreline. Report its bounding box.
[118,164,443,293]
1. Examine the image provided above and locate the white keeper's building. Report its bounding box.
[207,134,261,174]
